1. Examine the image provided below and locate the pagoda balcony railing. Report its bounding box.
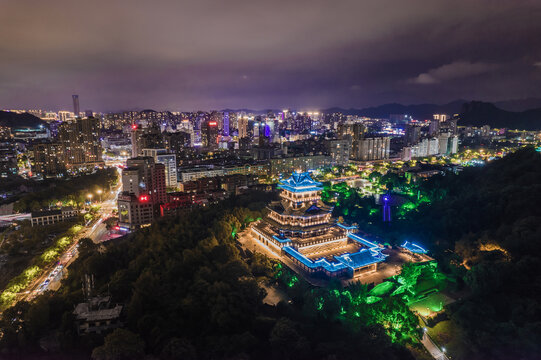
[269,213,330,226]
[296,235,347,249]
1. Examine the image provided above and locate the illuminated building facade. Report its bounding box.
[118,156,166,229]
[32,142,66,176]
[142,148,178,188]
[72,95,80,118]
[58,117,103,169]
[269,155,332,176]
[201,120,219,148]
[251,172,387,278]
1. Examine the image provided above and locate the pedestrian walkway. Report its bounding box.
[421,332,449,360]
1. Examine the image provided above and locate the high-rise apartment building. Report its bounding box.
[130,124,163,157]
[353,137,390,161]
[325,139,351,166]
[405,124,421,145]
[57,117,103,170]
[163,131,191,154]
[428,120,440,136]
[32,142,66,176]
[142,148,178,188]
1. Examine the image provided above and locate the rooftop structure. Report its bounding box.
[250,172,387,278]
[401,241,428,254]
[73,295,123,335]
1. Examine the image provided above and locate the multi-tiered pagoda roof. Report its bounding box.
[251,172,387,278]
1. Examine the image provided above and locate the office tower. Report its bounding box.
[405,124,421,145]
[238,116,248,138]
[223,111,230,136]
[201,119,218,147]
[72,95,80,118]
[142,148,178,188]
[229,112,238,134]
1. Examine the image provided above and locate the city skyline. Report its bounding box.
[1,0,541,111]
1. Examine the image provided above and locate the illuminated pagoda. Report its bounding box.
[251,172,387,278]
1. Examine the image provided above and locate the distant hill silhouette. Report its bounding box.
[458,101,541,130]
[494,98,541,112]
[323,100,466,120]
[0,111,45,129]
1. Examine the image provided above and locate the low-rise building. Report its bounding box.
[269,155,332,176]
[31,207,78,227]
[117,193,155,229]
[179,167,225,182]
[73,296,123,335]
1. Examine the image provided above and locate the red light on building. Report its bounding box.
[139,195,149,202]
[132,124,138,130]
[114,226,120,230]
[209,121,217,126]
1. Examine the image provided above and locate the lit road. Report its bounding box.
[15,178,122,304]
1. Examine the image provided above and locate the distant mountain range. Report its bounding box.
[494,98,541,112]
[322,100,467,120]
[2,98,541,130]
[225,98,541,130]
[321,100,541,130]
[458,101,541,130]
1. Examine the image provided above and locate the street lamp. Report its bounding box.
[87,193,93,205]
[97,189,103,202]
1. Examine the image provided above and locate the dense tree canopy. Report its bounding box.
[0,191,414,359]
[351,148,541,359]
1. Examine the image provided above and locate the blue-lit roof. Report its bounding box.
[282,246,347,272]
[337,223,358,230]
[273,235,292,244]
[283,244,386,273]
[401,241,428,254]
[278,172,323,193]
[347,233,380,249]
[335,248,386,269]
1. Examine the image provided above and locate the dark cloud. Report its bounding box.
[0,0,540,111]
[410,62,500,85]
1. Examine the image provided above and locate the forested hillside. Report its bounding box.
[374,148,541,359]
[0,192,414,360]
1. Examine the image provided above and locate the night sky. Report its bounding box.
[1,0,540,111]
